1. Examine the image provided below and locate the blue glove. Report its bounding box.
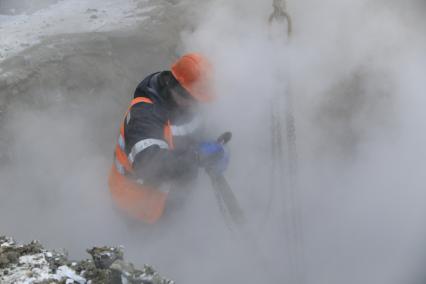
[197,142,230,175]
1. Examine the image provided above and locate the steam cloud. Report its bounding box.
[180,0,426,283]
[1,0,426,283]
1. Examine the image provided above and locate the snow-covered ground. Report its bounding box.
[0,0,60,15]
[0,0,160,62]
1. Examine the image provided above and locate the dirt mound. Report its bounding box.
[0,236,174,284]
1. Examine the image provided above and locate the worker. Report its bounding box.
[108,53,229,224]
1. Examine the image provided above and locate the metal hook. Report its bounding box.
[268,0,292,37]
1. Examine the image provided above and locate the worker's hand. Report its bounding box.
[197,142,230,175]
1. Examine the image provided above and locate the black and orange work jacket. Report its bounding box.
[109,71,203,223]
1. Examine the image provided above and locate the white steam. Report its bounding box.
[180,0,426,283]
[1,0,426,284]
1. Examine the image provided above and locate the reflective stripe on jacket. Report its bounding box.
[109,72,204,224]
[113,97,174,179]
[109,97,175,224]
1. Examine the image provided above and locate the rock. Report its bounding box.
[0,254,10,268]
[87,246,124,269]
[0,236,174,284]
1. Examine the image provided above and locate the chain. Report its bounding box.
[269,0,292,36]
[268,1,306,283]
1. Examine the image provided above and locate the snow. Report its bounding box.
[2,254,89,284]
[0,237,15,247]
[0,241,88,284]
[1,237,174,283]
[19,254,47,265]
[3,253,62,284]
[57,265,87,284]
[0,0,157,63]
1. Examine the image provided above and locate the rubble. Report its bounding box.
[0,236,174,284]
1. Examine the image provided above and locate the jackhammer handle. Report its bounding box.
[217,132,232,145]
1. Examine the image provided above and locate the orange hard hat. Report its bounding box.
[171,53,214,102]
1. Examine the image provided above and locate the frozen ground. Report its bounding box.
[0,0,59,15]
[0,0,161,62]
[0,236,174,283]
